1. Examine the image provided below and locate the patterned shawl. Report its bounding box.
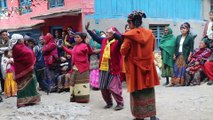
[12,43,35,80]
[189,48,211,66]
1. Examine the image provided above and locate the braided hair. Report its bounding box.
[128,10,146,27]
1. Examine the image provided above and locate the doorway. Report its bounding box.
[50,26,63,39]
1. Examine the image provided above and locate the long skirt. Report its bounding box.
[99,71,114,89]
[16,71,40,107]
[161,63,173,77]
[4,72,17,97]
[70,70,90,103]
[171,55,187,86]
[90,69,99,89]
[130,88,156,119]
[204,61,213,81]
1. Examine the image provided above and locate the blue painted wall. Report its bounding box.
[91,0,202,20]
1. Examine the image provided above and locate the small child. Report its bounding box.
[57,56,70,92]
[3,50,17,98]
[154,52,162,80]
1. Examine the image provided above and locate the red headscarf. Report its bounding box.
[44,33,54,44]
[42,33,58,67]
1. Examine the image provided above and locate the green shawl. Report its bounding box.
[159,27,176,67]
[89,29,101,49]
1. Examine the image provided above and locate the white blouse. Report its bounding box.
[178,36,185,53]
[207,22,213,39]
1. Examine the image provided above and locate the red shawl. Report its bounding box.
[189,48,211,66]
[42,34,58,67]
[12,43,35,80]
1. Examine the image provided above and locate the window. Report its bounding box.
[19,0,32,14]
[9,29,41,42]
[0,0,7,16]
[49,0,64,8]
[149,24,168,50]
[50,26,63,38]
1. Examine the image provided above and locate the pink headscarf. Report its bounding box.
[106,27,121,35]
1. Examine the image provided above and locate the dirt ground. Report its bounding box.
[0,81,213,120]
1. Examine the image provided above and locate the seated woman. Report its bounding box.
[57,55,71,92]
[185,38,211,86]
[204,37,213,85]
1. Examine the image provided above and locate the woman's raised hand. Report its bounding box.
[85,22,90,30]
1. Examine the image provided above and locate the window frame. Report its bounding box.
[49,0,65,9]
[149,24,169,51]
[19,0,32,15]
[0,0,8,16]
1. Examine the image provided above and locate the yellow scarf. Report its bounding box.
[64,35,71,47]
[100,39,116,71]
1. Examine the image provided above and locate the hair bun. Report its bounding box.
[128,10,146,27]
[128,10,146,20]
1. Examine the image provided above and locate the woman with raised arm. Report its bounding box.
[85,23,124,111]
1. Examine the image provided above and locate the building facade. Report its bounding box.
[0,0,94,39]
[84,0,212,49]
[0,0,212,49]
